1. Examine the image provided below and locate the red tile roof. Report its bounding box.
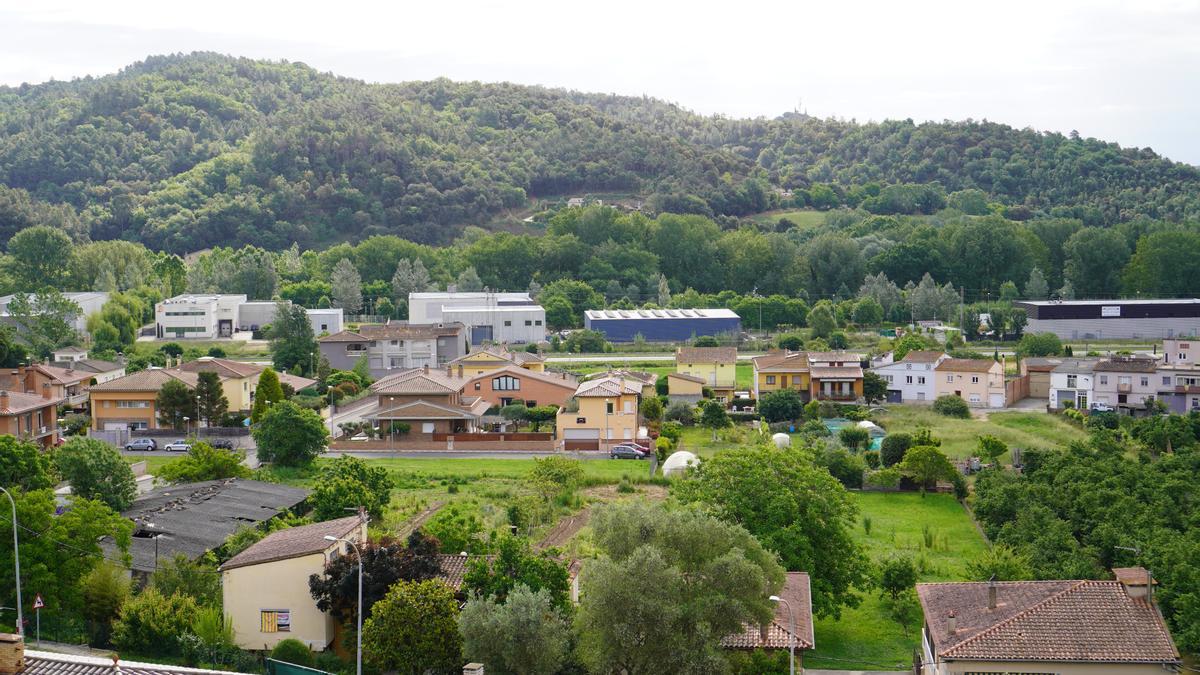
[220,516,362,570]
[900,350,945,363]
[918,579,1179,664]
[935,358,999,373]
[676,346,737,365]
[721,572,814,651]
[0,390,60,415]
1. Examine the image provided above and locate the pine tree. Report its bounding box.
[251,368,286,423]
[656,274,671,307]
[1024,268,1049,300]
[391,259,432,302]
[330,258,363,313]
[456,266,484,292]
[1057,280,1076,300]
[194,371,229,427]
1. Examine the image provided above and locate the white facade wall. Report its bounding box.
[1049,371,1095,409]
[873,360,939,403]
[408,292,534,323]
[155,294,246,339]
[443,306,546,344]
[305,308,343,336]
[1026,317,1200,340]
[1162,338,1199,365]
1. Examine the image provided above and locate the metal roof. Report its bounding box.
[584,308,740,320]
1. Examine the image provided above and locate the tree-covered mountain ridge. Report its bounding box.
[1,51,1197,253]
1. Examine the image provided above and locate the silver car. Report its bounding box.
[163,439,191,452]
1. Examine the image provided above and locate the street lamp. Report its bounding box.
[325,535,363,675]
[0,487,23,636]
[769,594,794,675]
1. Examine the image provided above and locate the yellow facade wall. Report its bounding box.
[557,393,640,443]
[676,362,736,389]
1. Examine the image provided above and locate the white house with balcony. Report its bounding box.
[871,350,946,404]
[1048,358,1099,410]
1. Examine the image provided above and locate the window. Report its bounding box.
[971,375,979,384]
[165,311,206,316]
[535,320,543,326]
[524,320,532,326]
[969,394,981,403]
[1099,375,1108,385]
[905,364,912,370]
[1164,376,1172,386]
[1140,376,1149,387]
[260,610,291,633]
[905,376,913,384]
[766,375,776,384]
[504,320,512,326]
[1067,375,1077,388]
[346,344,366,354]
[474,382,481,390]
[116,400,150,408]
[883,375,892,383]
[390,340,398,346]
[606,401,614,414]
[917,376,926,384]
[1180,353,1188,361]
[946,375,954,383]
[422,422,435,433]
[492,375,520,391]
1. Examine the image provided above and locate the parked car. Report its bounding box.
[1091,402,1114,412]
[610,444,647,460]
[208,438,235,450]
[164,439,191,452]
[124,438,157,452]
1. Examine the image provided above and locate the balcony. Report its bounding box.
[65,392,89,406]
[1117,383,1132,393]
[816,392,859,402]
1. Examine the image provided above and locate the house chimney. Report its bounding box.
[446,364,453,378]
[988,580,997,609]
[423,364,429,374]
[462,664,484,675]
[946,610,957,635]
[1115,567,1153,601]
[759,622,770,642]
[0,633,24,675]
[0,391,9,411]
[457,364,463,378]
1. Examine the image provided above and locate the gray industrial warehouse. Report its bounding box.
[584,308,742,342]
[1018,299,1200,340]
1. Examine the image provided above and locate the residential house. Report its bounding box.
[1019,356,1067,400]
[917,568,1179,674]
[1162,337,1199,365]
[48,355,125,384]
[0,633,251,675]
[1048,358,1099,410]
[871,350,946,403]
[0,389,61,449]
[556,373,648,451]
[720,572,814,661]
[752,350,810,401]
[448,346,546,376]
[1092,357,1160,414]
[101,478,310,577]
[89,368,198,432]
[462,365,577,409]
[665,372,706,404]
[318,322,467,379]
[51,345,89,362]
[88,360,315,431]
[1155,362,1200,413]
[934,358,1005,408]
[364,365,490,437]
[0,364,93,409]
[807,351,864,402]
[172,356,316,412]
[674,346,737,402]
[221,516,367,651]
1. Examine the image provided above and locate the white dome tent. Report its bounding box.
[772,432,792,449]
[662,450,700,477]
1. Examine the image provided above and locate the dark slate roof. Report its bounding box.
[104,479,310,573]
[918,578,1179,664]
[21,648,249,675]
[220,516,362,571]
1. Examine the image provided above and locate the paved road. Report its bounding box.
[325,450,614,460]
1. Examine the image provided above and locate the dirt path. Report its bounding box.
[396,501,445,538]
[537,507,591,550]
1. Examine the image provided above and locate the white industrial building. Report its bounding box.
[0,291,109,334]
[155,294,343,340]
[408,292,545,345]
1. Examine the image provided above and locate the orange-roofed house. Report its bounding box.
[556,373,649,451]
[0,388,63,448]
[934,358,1005,408]
[674,346,737,402]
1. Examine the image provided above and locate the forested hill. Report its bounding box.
[1,51,1198,253]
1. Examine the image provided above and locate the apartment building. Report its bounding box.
[0,388,62,449]
[871,350,946,403]
[155,294,344,339]
[318,322,467,379]
[1092,357,1159,414]
[409,292,546,345]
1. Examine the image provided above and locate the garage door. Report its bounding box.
[563,428,599,440]
[104,422,128,431]
[989,393,1005,408]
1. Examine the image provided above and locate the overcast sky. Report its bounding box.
[3,0,1199,164]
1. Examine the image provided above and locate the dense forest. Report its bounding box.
[2,52,1199,255]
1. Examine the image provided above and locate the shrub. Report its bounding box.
[271,638,316,667]
[655,436,673,463]
[659,421,683,442]
[933,395,971,418]
[865,467,902,488]
[664,401,696,425]
[816,447,865,489]
[838,426,871,452]
[758,389,804,423]
[880,433,912,466]
[776,334,804,351]
[864,450,881,469]
[111,588,198,657]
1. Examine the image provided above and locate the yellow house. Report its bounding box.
[751,351,810,400]
[221,516,367,652]
[172,357,317,412]
[556,373,646,451]
[89,368,199,431]
[448,347,546,376]
[934,358,1006,408]
[675,347,737,401]
[666,372,705,402]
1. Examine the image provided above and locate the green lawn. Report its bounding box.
[126,455,174,474]
[875,406,1087,459]
[747,209,828,230]
[558,361,754,389]
[805,492,989,670]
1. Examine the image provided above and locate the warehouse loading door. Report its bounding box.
[471,325,493,345]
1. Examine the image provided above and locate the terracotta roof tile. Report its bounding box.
[752,351,809,371]
[0,390,60,415]
[721,572,814,650]
[371,368,468,395]
[900,350,945,363]
[89,368,197,392]
[667,372,707,384]
[935,358,999,373]
[918,579,1179,664]
[574,375,642,397]
[676,346,737,365]
[221,516,362,570]
[1095,358,1160,373]
[464,365,576,389]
